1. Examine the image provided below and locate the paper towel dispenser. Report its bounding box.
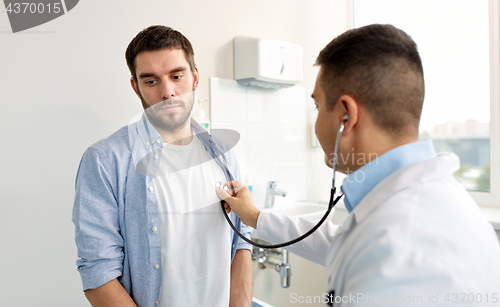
[234,36,303,89]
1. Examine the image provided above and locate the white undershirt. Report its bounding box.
[152,135,231,307]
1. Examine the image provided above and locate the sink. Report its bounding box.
[261,202,334,222]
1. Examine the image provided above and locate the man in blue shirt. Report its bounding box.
[73,25,253,307]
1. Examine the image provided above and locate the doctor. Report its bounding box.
[217,24,500,306]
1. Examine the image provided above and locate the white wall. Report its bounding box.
[0,0,348,306]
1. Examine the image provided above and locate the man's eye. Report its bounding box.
[145,80,157,85]
[172,74,183,81]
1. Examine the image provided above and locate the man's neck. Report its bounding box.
[156,118,194,146]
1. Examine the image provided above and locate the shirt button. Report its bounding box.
[155,264,160,269]
[156,139,161,143]
[149,187,154,192]
[152,226,157,232]
[154,155,159,160]
[156,300,160,305]
[146,142,150,146]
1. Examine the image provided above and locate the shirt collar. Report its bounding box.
[137,113,163,149]
[132,114,233,181]
[340,139,437,213]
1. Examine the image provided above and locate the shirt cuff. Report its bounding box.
[236,224,253,251]
[78,259,123,291]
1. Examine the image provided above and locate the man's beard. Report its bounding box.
[142,91,195,132]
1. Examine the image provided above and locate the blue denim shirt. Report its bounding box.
[341,139,437,213]
[72,115,252,306]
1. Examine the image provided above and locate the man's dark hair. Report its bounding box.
[125,25,196,81]
[316,24,425,136]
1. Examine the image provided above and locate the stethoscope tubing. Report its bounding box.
[215,119,346,249]
[220,187,343,249]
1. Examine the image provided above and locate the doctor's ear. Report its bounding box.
[337,95,359,134]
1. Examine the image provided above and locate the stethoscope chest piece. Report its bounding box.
[215,181,230,193]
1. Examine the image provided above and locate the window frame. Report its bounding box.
[470,0,500,207]
[348,0,500,208]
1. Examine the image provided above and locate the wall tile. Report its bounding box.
[246,88,280,124]
[210,78,247,123]
[276,124,308,162]
[278,86,307,124]
[211,78,309,208]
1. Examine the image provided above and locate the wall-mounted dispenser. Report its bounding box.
[234,36,303,89]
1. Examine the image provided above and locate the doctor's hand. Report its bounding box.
[216,180,260,229]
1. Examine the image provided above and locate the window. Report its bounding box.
[351,0,499,207]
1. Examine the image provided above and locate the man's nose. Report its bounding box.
[160,80,175,100]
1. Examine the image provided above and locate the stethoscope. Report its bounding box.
[215,114,348,249]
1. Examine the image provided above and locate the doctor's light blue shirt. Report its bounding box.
[341,139,437,213]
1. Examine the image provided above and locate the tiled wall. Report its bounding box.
[210,78,308,208]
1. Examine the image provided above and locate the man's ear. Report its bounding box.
[130,77,141,99]
[193,67,200,90]
[338,94,359,135]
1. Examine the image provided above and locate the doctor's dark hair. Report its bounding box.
[125,25,196,81]
[316,24,425,136]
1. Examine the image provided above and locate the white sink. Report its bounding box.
[261,202,334,222]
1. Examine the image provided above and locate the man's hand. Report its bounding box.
[216,180,260,229]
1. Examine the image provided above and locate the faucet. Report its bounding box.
[277,249,291,288]
[264,181,287,208]
[252,245,292,288]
